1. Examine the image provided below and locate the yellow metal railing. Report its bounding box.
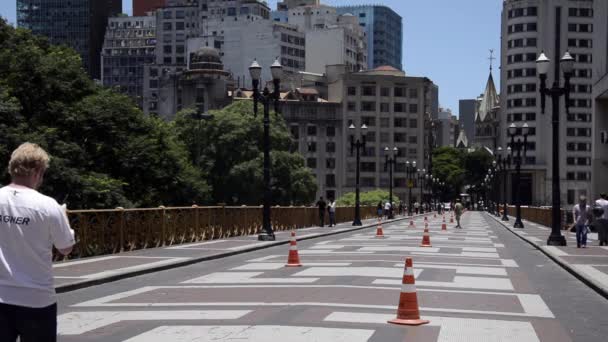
[62,205,376,259]
[505,206,569,228]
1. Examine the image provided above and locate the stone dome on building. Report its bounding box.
[190,47,224,71]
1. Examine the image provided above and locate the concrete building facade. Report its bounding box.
[437,109,459,147]
[101,15,156,108]
[501,0,595,207]
[459,99,477,143]
[592,0,608,199]
[336,5,403,71]
[17,0,122,79]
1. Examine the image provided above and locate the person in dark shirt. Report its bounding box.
[316,197,327,227]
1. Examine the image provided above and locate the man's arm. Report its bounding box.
[50,203,76,255]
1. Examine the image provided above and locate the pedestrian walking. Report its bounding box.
[384,201,391,219]
[316,196,327,227]
[398,202,404,216]
[376,202,383,219]
[0,143,75,342]
[414,201,420,215]
[573,195,591,248]
[594,193,608,246]
[454,199,464,228]
[327,198,336,227]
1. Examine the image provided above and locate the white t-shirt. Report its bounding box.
[596,199,608,220]
[0,185,75,308]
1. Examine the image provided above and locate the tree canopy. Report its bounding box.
[172,101,317,206]
[336,189,400,207]
[0,19,318,209]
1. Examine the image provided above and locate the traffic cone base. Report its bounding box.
[286,231,302,267]
[388,258,429,326]
[441,223,447,231]
[376,228,385,238]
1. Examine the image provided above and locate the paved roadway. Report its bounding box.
[56,212,608,341]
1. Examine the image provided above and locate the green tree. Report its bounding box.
[173,101,317,205]
[463,149,494,188]
[0,19,210,209]
[336,189,400,207]
[432,147,465,201]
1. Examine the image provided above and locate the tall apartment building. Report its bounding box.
[101,16,156,108]
[336,5,403,71]
[17,0,122,79]
[501,0,595,207]
[273,3,368,74]
[437,109,459,147]
[336,66,435,203]
[459,99,477,142]
[592,0,608,198]
[134,0,167,16]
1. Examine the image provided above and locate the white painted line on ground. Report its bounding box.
[374,275,514,291]
[182,272,319,284]
[324,312,541,341]
[502,259,519,267]
[494,243,505,248]
[53,256,118,268]
[231,262,351,271]
[122,325,376,342]
[390,264,508,276]
[79,258,190,279]
[461,247,497,253]
[293,266,422,278]
[58,310,251,335]
[575,265,608,287]
[358,246,441,252]
[542,246,569,257]
[517,294,555,318]
[165,240,227,250]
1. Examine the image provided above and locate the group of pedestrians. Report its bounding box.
[573,194,608,248]
[315,196,336,227]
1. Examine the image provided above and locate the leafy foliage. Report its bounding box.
[0,19,210,209]
[336,189,401,207]
[172,101,317,205]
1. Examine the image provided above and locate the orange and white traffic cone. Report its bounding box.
[388,258,430,326]
[285,231,302,267]
[424,216,428,222]
[450,215,454,223]
[441,222,447,231]
[442,215,446,223]
[376,219,385,238]
[420,227,432,247]
[409,220,415,228]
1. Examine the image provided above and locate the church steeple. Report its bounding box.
[475,51,499,123]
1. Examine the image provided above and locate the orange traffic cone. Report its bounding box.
[420,227,432,247]
[424,216,428,222]
[388,258,430,326]
[441,222,447,231]
[442,215,446,223]
[376,219,385,238]
[285,231,302,267]
[409,220,415,228]
[450,215,454,223]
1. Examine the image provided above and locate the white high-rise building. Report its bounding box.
[500,0,595,207]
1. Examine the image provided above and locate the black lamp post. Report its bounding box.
[350,123,367,226]
[190,102,214,167]
[416,169,426,213]
[495,147,512,221]
[537,51,572,246]
[249,58,283,241]
[508,122,529,229]
[384,146,398,219]
[405,160,417,216]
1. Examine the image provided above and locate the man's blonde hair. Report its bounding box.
[8,143,50,178]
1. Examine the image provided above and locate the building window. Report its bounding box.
[163,22,172,30]
[307,141,317,152]
[567,190,575,205]
[326,174,336,186]
[366,132,376,142]
[326,159,336,170]
[394,133,406,142]
[380,132,389,142]
[394,87,406,97]
[408,136,418,144]
[347,86,357,96]
[394,118,406,128]
[361,162,376,172]
[362,116,376,126]
[326,142,336,153]
[347,102,356,111]
[380,103,390,112]
[175,22,185,31]
[380,87,390,96]
[361,101,376,112]
[380,118,390,128]
[409,104,418,113]
[307,158,317,169]
[409,119,418,128]
[362,86,376,96]
[408,88,418,98]
[326,126,335,137]
[307,126,317,136]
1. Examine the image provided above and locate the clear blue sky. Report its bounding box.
[1,0,502,115]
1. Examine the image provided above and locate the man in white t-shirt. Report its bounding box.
[595,193,608,246]
[0,143,75,342]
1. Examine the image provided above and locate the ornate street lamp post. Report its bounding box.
[249,59,283,241]
[384,147,398,219]
[190,102,214,167]
[405,160,417,216]
[537,51,572,246]
[495,147,512,221]
[416,169,426,214]
[350,123,367,226]
[508,122,529,229]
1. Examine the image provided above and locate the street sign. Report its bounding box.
[407,180,414,188]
